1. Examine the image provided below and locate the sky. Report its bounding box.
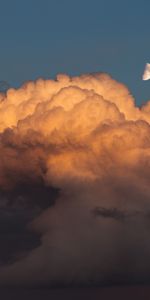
[0,0,150,105]
[2,0,150,293]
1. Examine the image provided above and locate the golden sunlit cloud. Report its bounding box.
[0,72,150,286]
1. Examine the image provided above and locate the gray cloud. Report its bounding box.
[92,207,132,221]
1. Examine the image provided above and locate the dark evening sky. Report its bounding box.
[0,0,150,104]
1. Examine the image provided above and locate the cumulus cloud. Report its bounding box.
[0,72,150,286]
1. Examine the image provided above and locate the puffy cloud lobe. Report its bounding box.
[0,73,150,286]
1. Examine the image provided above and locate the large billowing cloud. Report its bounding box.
[0,72,150,286]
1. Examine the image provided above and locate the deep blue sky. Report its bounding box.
[0,0,150,105]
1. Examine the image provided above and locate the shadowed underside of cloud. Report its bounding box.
[1,72,150,286]
[0,181,59,265]
[92,207,135,221]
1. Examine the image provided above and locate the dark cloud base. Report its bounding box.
[0,286,149,300]
[0,182,59,265]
